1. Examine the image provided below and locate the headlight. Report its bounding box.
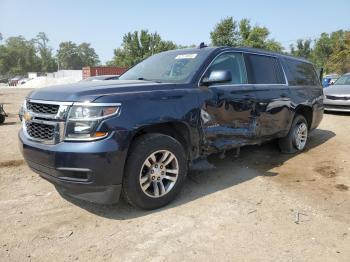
[65,103,120,140]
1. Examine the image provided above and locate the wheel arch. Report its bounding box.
[294,105,313,129]
[130,121,196,161]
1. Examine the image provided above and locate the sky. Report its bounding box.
[0,0,349,63]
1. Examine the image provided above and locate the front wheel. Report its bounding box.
[123,133,187,210]
[279,114,308,153]
[0,114,5,124]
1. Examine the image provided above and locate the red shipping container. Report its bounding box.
[82,67,128,79]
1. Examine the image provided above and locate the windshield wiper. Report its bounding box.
[137,77,162,83]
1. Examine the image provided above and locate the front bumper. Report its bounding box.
[324,98,350,112]
[19,129,129,204]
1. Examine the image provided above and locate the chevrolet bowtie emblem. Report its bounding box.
[23,111,33,121]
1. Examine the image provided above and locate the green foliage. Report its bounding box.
[34,32,57,72]
[210,17,283,52]
[0,33,100,77]
[57,41,100,70]
[108,30,177,67]
[56,41,81,70]
[326,31,350,73]
[78,42,100,68]
[0,36,41,77]
[290,39,312,58]
[291,30,350,74]
[210,17,239,47]
[1,25,349,78]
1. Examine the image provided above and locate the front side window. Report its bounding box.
[245,54,286,84]
[283,58,319,86]
[334,74,350,85]
[204,52,247,85]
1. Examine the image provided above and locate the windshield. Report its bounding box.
[119,50,208,83]
[334,74,350,85]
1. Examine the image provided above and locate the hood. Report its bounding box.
[324,85,350,96]
[27,80,179,102]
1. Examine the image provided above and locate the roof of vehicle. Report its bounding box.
[221,46,311,63]
[168,46,311,64]
[324,74,339,78]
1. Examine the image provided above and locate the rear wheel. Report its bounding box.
[279,114,308,153]
[123,133,187,210]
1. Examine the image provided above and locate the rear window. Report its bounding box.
[245,54,285,84]
[283,58,319,86]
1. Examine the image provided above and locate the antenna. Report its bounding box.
[198,42,208,49]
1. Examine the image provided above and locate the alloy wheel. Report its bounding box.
[139,150,179,198]
[294,122,308,150]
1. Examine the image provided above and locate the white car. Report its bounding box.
[324,73,350,112]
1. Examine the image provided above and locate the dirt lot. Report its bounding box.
[0,88,349,262]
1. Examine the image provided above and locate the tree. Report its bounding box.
[311,33,333,70]
[108,30,177,67]
[301,30,350,74]
[290,39,312,58]
[0,36,40,76]
[210,17,239,47]
[57,41,80,70]
[78,42,100,67]
[326,31,350,73]
[57,41,99,70]
[210,17,283,52]
[34,32,57,72]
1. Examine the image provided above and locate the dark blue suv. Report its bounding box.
[19,46,324,209]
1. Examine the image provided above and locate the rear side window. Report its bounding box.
[245,54,285,84]
[283,58,319,86]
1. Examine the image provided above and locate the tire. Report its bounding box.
[0,114,5,124]
[278,114,308,154]
[122,133,187,210]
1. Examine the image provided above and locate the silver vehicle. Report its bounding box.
[324,73,350,112]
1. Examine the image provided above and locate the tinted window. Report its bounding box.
[204,52,247,85]
[246,54,285,84]
[283,58,319,86]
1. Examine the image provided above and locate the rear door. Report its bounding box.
[244,53,292,138]
[199,52,258,151]
[281,58,324,129]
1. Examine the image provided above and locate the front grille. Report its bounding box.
[326,95,350,101]
[26,122,55,140]
[27,102,59,114]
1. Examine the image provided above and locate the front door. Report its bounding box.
[199,52,258,152]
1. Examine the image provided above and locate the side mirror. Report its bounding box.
[201,70,232,86]
[318,67,324,83]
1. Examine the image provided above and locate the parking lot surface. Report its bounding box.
[0,88,349,261]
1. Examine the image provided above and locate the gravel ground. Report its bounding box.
[0,88,349,262]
